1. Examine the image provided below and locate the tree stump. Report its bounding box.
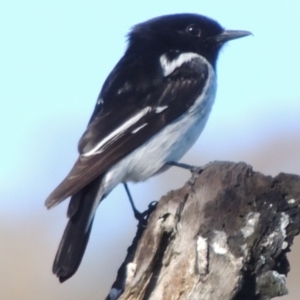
[106,161,300,300]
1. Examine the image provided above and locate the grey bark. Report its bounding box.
[106,161,300,300]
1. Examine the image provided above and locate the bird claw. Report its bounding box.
[135,201,158,227]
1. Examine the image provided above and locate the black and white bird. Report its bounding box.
[45,13,251,282]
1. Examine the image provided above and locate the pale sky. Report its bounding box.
[1,1,300,299]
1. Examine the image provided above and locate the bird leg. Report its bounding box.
[123,183,157,226]
[167,161,206,186]
[167,161,205,173]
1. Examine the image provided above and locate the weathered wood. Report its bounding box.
[106,161,300,300]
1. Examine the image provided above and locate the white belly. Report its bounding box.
[101,60,216,194]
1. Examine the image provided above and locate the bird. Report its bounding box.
[45,13,251,282]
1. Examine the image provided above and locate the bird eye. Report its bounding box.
[186,24,201,37]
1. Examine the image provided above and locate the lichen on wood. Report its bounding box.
[107,162,300,300]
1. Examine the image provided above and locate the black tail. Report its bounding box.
[53,176,104,282]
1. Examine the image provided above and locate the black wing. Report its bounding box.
[45,56,209,208]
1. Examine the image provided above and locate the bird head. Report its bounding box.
[128,13,251,67]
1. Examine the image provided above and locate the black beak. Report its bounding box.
[215,30,252,43]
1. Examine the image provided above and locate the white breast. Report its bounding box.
[101,53,216,195]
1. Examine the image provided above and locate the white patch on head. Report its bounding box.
[211,231,228,255]
[82,106,151,157]
[160,52,202,77]
[131,123,147,134]
[155,106,168,113]
[241,212,260,238]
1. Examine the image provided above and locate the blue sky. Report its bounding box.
[1,1,300,299]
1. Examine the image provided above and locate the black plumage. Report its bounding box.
[45,13,251,282]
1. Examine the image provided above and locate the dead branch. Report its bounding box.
[106,161,300,300]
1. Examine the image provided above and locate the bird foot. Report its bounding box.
[135,201,158,227]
